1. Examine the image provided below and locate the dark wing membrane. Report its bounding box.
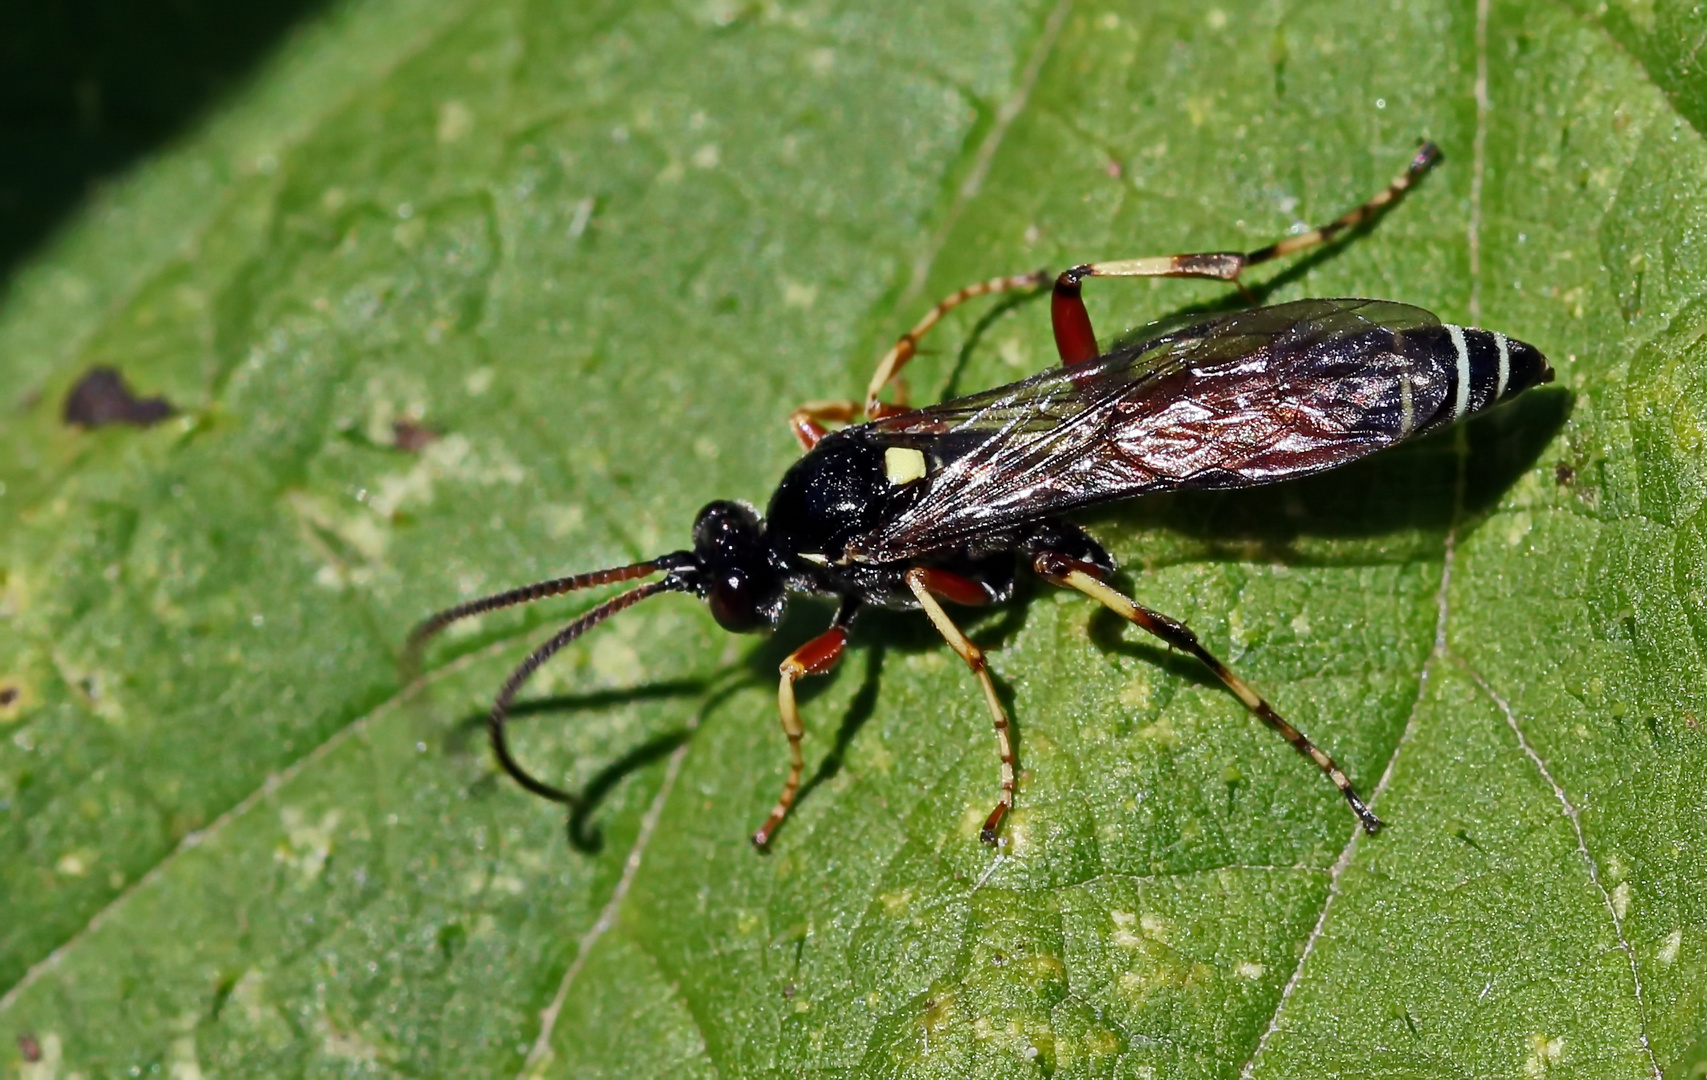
[851,298,1449,561]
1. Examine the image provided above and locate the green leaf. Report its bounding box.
[2,0,1704,1076]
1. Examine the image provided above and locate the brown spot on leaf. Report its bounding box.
[0,685,17,707]
[392,419,440,454]
[1554,462,1575,486]
[18,1033,41,1062]
[63,367,175,428]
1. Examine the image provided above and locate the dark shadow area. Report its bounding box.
[446,679,711,756]
[0,0,334,286]
[791,642,886,813]
[447,679,710,854]
[566,730,688,852]
[1086,602,1223,687]
[940,284,1048,402]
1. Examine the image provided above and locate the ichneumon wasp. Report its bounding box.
[409,142,1551,848]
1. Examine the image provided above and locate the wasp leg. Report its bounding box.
[787,399,910,450]
[1033,552,1383,834]
[864,271,1052,415]
[752,599,860,848]
[903,567,1016,845]
[1050,142,1441,366]
[789,400,860,450]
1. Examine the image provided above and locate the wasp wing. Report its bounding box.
[851,298,1450,561]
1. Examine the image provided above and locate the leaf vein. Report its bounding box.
[1238,425,1470,1076]
[515,706,698,1078]
[1456,657,1663,1080]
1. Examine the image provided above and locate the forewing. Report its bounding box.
[852,298,1449,561]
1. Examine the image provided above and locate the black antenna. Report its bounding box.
[405,559,665,654]
[405,558,693,804]
[486,579,679,803]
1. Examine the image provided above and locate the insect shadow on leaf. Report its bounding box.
[939,285,1051,404]
[443,678,707,852]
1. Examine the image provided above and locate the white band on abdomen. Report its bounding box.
[1446,324,1471,420]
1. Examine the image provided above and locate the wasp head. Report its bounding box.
[688,500,785,633]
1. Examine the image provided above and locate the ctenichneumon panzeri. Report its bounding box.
[409,142,1552,848]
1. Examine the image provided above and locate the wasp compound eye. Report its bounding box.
[708,571,765,633]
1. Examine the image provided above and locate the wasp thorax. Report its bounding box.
[692,500,783,633]
[764,431,925,564]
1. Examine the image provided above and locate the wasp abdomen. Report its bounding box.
[1407,323,1552,428]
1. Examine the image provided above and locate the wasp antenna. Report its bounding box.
[404,558,669,660]
[488,578,680,804]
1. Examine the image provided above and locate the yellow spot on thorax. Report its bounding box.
[884,446,927,485]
